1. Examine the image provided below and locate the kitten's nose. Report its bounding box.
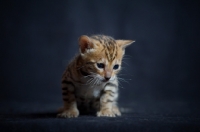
[104,77,111,81]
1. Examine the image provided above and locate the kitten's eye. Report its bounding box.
[97,63,105,69]
[113,64,119,70]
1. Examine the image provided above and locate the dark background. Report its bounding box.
[1,0,200,131]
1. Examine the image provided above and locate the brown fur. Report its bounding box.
[57,35,135,118]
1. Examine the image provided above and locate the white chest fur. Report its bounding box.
[74,83,105,98]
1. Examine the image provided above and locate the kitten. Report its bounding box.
[57,35,134,118]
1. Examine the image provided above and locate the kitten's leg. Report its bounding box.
[112,103,121,116]
[57,80,79,118]
[97,84,121,117]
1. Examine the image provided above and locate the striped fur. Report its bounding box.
[57,35,134,118]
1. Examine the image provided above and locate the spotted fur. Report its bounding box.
[57,35,135,118]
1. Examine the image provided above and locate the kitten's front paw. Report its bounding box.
[97,109,116,117]
[57,108,79,118]
[112,106,121,116]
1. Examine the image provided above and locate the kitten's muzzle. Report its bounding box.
[104,70,111,81]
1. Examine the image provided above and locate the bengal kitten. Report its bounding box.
[57,35,134,118]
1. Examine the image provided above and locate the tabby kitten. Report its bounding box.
[57,35,134,118]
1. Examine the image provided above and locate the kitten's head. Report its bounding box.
[78,35,135,82]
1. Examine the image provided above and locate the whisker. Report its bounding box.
[118,77,130,80]
[90,77,95,86]
[86,78,94,85]
[122,61,130,66]
[117,80,124,89]
[93,78,98,86]
[117,77,130,84]
[97,80,100,85]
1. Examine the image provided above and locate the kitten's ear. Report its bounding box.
[116,40,135,49]
[78,35,94,53]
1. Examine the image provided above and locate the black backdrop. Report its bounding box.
[1,0,200,131]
